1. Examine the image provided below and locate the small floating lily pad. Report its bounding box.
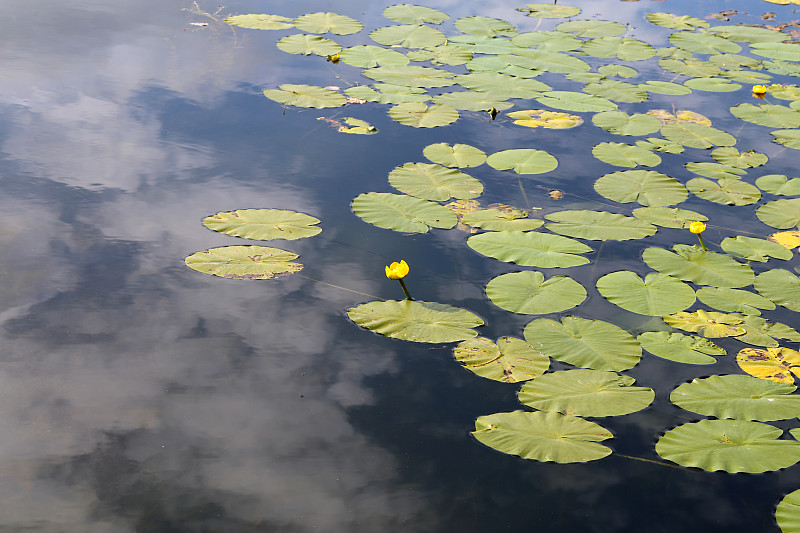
[185,246,303,280]
[596,271,695,316]
[352,192,457,233]
[687,177,761,206]
[757,199,800,229]
[545,210,657,241]
[454,336,549,383]
[487,149,558,175]
[202,209,321,240]
[461,209,543,231]
[423,143,486,168]
[486,271,586,315]
[664,310,746,338]
[754,269,800,312]
[348,300,483,343]
[224,14,294,30]
[631,207,707,229]
[696,287,776,315]
[592,143,661,168]
[756,175,800,196]
[643,245,755,288]
[389,102,459,127]
[594,170,687,206]
[638,331,724,365]
[263,84,346,108]
[721,236,793,262]
[293,12,363,35]
[467,231,592,268]
[276,34,341,56]
[388,163,483,201]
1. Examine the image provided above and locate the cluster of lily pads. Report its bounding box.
[181,3,800,529]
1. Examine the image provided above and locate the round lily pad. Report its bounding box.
[263,84,346,108]
[756,175,800,196]
[453,336,549,383]
[486,149,558,175]
[363,65,455,87]
[352,192,457,233]
[592,143,661,168]
[754,269,800,312]
[687,178,761,206]
[524,316,641,371]
[663,310,746,338]
[592,111,662,136]
[583,80,648,103]
[696,287,776,315]
[631,207,707,229]
[656,419,800,473]
[661,122,736,149]
[293,12,363,35]
[276,34,341,56]
[712,147,768,169]
[382,4,449,25]
[777,489,800,533]
[582,37,655,61]
[467,231,592,268]
[348,300,483,343]
[518,369,654,416]
[224,14,294,30]
[557,20,625,38]
[486,271,586,315]
[472,410,612,463]
[202,209,321,240]
[184,246,303,280]
[507,109,583,129]
[637,331,724,365]
[535,91,617,112]
[388,163,483,201]
[757,199,800,229]
[339,45,410,68]
[731,103,800,128]
[389,102,459,128]
[370,24,446,48]
[594,170,687,206]
[596,271,695,316]
[721,236,793,262]
[545,210,657,241]
[643,245,754,288]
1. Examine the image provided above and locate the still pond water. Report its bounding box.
[2,0,800,531]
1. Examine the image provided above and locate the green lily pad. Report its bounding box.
[520,4,581,18]
[455,16,516,37]
[472,410,612,463]
[635,138,685,154]
[637,331,724,365]
[664,310,746,338]
[523,316,641,371]
[363,65,455,87]
[631,207,707,229]
[509,50,591,74]
[755,269,800,311]
[592,143,661,168]
[467,231,592,268]
[453,336,549,383]
[720,70,774,83]
[486,149,558,175]
[347,300,483,343]
[647,13,709,30]
[511,31,582,51]
[711,147,768,168]
[202,209,321,240]
[687,178,761,206]
[370,24,446,48]
[670,31,741,54]
[684,77,741,92]
[461,209,543,232]
[772,129,800,150]
[659,57,721,77]
[672,374,800,421]
[335,117,378,135]
[276,34,341,56]
[344,84,428,104]
[518,369,654,417]
[656,419,800,473]
[709,25,786,43]
[721,236,793,262]
[731,103,800,128]
[454,73,550,98]
[389,102,459,127]
[185,246,303,280]
[582,37,655,61]
[777,488,800,533]
[407,44,473,66]
[592,111,662,136]
[594,170,686,207]
[423,143,486,168]
[545,210,657,241]
[224,14,294,30]
[557,20,625,38]
[750,42,800,61]
[638,81,693,96]
[351,192,457,233]
[756,175,800,196]
[431,91,512,112]
[383,4,449,24]
[696,287,776,315]
[686,162,747,180]
[643,245,755,288]
[661,122,736,149]
[584,81,648,103]
[757,199,800,229]
[535,91,617,112]
[339,45,410,68]
[263,84,346,108]
[388,163,483,201]
[736,315,800,347]
[486,271,586,315]
[596,271,695,316]
[597,64,638,78]
[293,12,362,35]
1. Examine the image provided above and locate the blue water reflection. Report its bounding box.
[0,0,798,531]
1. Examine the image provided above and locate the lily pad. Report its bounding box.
[511,31,582,51]
[335,117,378,135]
[643,245,754,288]
[670,31,741,54]
[519,4,581,19]
[185,246,303,280]
[709,25,786,43]
[344,84,428,104]
[557,20,625,38]
[382,4,449,25]
[518,369,654,417]
[591,111,662,136]
[751,42,800,62]
[754,269,800,311]
[408,44,473,66]
[351,192,457,233]
[363,65,455,87]
[711,147,768,168]
[523,316,641,371]
[486,271,586,315]
[631,207,707,229]
[276,34,341,56]
[687,178,761,206]
[389,103,459,128]
[583,80,648,103]
[638,331,724,365]
[656,419,800,473]
[646,13,709,30]
[731,103,800,128]
[684,77,740,92]
[455,16,516,37]
[777,489,800,533]
[582,37,655,61]
[757,199,800,229]
[535,91,617,112]
[594,170,686,206]
[454,73,550,98]
[263,84,346,108]
[756,175,800,196]
[370,24,446,48]
[736,315,800,347]
[388,163,483,201]
[431,91,512,112]
[661,122,736,149]
[545,210,657,241]
[202,209,321,240]
[224,14,294,30]
[671,374,800,421]
[507,109,583,129]
[721,236,793,262]
[293,12,362,35]
[339,45,410,68]
[659,57,720,77]
[771,129,800,150]
[596,271,695,316]
[467,231,592,268]
[461,209,543,232]
[770,231,800,250]
[486,149,558,175]
[472,410,612,463]
[592,143,661,168]
[696,287,776,315]
[663,310,746,338]
[686,162,747,180]
[597,65,637,78]
[638,81,693,96]
[737,346,800,384]
[453,336,549,383]
[423,143,486,168]
[347,300,483,343]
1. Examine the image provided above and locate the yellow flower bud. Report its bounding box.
[752,85,767,96]
[385,260,409,280]
[689,221,706,234]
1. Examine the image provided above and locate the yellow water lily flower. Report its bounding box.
[752,85,767,97]
[689,221,706,234]
[385,260,409,280]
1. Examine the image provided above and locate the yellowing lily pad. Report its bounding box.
[663,310,746,338]
[737,346,800,384]
[507,109,583,129]
[769,231,800,249]
[453,336,549,383]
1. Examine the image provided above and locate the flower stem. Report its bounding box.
[398,279,413,301]
[696,234,707,251]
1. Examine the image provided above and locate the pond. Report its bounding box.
[3,0,800,531]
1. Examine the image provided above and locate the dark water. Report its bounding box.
[1,0,799,531]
